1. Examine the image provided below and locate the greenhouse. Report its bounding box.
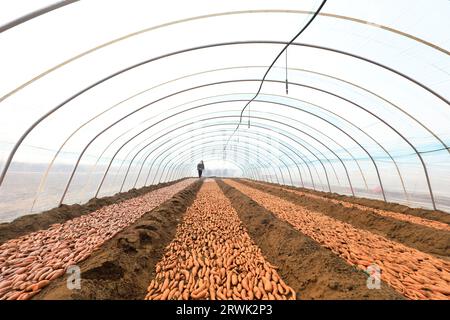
[0,0,449,302]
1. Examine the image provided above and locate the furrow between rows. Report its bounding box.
[0,179,195,300]
[247,180,450,232]
[224,179,450,300]
[145,180,295,300]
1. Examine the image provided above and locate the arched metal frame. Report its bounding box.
[108,130,293,188]
[88,104,354,202]
[174,153,260,181]
[2,8,448,103]
[155,142,286,186]
[32,63,446,209]
[63,89,360,205]
[124,122,323,190]
[126,129,278,185]
[171,151,264,182]
[118,105,382,198]
[1,41,447,195]
[109,117,321,193]
[104,109,345,196]
[168,143,285,184]
[161,138,292,185]
[29,50,448,209]
[124,121,319,190]
[0,27,446,209]
[118,129,307,192]
[89,94,348,196]
[31,77,435,207]
[168,150,267,183]
[138,114,351,192]
[171,144,280,184]
[159,142,290,186]
[0,0,79,33]
[89,109,356,202]
[142,132,299,187]
[36,82,434,206]
[172,151,276,183]
[72,77,423,205]
[132,119,328,191]
[35,111,333,210]
[165,139,292,186]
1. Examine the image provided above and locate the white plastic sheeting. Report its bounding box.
[0,0,449,222]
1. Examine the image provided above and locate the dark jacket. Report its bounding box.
[197,162,204,171]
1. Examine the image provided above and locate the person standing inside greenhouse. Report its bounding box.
[197,160,205,178]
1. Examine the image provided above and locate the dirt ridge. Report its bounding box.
[217,179,402,300]
[0,179,186,245]
[35,180,202,300]
[245,179,450,225]
[239,179,450,258]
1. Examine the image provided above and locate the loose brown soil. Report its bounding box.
[217,180,403,300]
[35,180,202,300]
[0,179,186,245]
[248,179,450,225]
[239,179,450,259]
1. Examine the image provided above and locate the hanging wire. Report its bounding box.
[224,0,328,151]
[286,47,289,95]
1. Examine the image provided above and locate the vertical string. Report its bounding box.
[248,100,251,128]
[285,47,289,95]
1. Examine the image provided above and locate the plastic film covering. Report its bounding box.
[0,0,449,222]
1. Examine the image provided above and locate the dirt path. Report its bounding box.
[146,180,295,300]
[0,179,196,300]
[224,179,450,300]
[217,180,402,300]
[0,179,187,245]
[239,180,450,258]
